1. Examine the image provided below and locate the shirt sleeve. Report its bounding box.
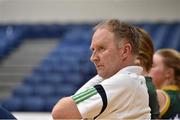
[71,86,103,119]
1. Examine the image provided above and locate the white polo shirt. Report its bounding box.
[72,66,151,119]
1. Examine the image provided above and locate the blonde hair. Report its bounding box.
[156,49,180,88]
[136,28,154,72]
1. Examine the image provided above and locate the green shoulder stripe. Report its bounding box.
[72,87,98,104]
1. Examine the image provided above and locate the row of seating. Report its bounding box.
[0,26,25,59]
[13,83,78,97]
[135,22,180,50]
[2,95,63,111]
[1,22,180,60]
[1,26,96,111]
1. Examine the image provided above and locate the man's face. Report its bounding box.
[90,28,123,79]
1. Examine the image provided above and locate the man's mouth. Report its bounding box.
[96,65,104,68]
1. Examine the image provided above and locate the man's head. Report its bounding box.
[90,19,140,79]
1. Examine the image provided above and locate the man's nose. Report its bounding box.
[90,51,99,63]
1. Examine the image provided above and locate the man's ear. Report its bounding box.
[121,43,132,61]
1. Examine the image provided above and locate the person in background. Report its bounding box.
[135,28,160,119]
[52,19,151,119]
[0,105,16,119]
[149,48,180,119]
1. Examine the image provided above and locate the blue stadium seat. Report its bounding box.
[61,28,92,46]
[55,83,78,96]
[44,96,62,111]
[1,96,23,111]
[24,24,64,38]
[43,73,64,84]
[0,25,25,59]
[34,84,55,97]
[12,84,34,97]
[23,73,44,85]
[23,96,44,111]
[65,72,83,86]
[170,23,180,51]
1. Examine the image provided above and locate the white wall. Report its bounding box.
[13,112,52,120]
[0,0,179,23]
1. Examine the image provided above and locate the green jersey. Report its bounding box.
[160,85,180,119]
[145,77,160,119]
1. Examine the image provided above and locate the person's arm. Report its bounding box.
[51,97,82,119]
[156,90,170,118]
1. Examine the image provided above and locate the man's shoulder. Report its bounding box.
[117,66,143,75]
[101,71,145,88]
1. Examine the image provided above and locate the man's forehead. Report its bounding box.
[91,34,113,47]
[92,28,114,41]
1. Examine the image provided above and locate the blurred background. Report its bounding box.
[0,0,179,119]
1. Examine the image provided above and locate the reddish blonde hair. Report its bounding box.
[136,28,154,72]
[156,49,180,88]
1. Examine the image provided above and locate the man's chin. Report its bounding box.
[97,71,104,78]
[97,71,108,79]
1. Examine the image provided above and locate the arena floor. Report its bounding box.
[13,112,52,120]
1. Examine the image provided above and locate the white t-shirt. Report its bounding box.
[72,66,151,119]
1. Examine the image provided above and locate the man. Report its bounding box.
[52,19,151,119]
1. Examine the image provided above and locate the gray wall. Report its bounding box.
[0,0,179,23]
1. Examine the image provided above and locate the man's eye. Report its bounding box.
[90,48,94,52]
[99,47,105,51]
